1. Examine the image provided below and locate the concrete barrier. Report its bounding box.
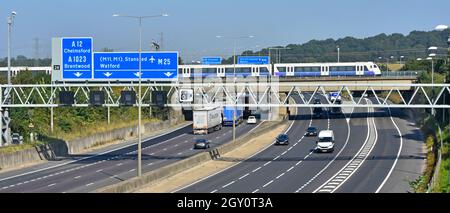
[96,120,287,193]
[66,114,184,154]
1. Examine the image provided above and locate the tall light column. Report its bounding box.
[113,13,168,177]
[216,35,254,142]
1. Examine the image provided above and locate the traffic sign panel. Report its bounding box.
[238,56,269,65]
[202,57,222,65]
[61,37,93,79]
[93,52,178,81]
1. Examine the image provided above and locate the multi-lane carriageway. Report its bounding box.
[178,94,425,193]
[0,121,261,193]
[0,94,425,193]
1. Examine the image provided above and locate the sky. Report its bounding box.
[1,0,450,62]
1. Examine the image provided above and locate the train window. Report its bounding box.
[261,67,269,73]
[237,68,251,73]
[364,66,369,71]
[225,68,234,73]
[295,67,303,72]
[277,67,287,72]
[311,67,320,72]
[203,68,215,73]
[330,66,339,71]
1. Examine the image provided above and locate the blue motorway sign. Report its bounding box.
[202,57,222,65]
[238,56,270,65]
[93,52,178,80]
[62,37,93,79]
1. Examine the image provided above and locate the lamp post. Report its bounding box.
[427,56,435,116]
[7,11,16,85]
[113,13,168,177]
[337,45,340,63]
[216,35,254,142]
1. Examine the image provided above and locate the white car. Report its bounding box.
[247,116,257,124]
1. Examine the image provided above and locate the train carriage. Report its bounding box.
[274,62,381,77]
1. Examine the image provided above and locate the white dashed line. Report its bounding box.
[86,183,94,186]
[263,180,274,188]
[252,167,262,173]
[74,176,82,179]
[47,183,56,187]
[222,181,235,188]
[239,173,250,180]
[276,173,285,179]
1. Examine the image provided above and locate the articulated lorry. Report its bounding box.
[223,106,244,126]
[193,107,223,135]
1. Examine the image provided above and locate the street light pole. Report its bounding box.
[113,13,168,177]
[337,45,340,63]
[216,35,254,143]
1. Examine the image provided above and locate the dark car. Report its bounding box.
[305,126,318,136]
[313,98,321,104]
[275,134,289,145]
[313,107,323,118]
[193,138,211,149]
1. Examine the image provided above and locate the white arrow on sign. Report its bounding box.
[74,72,83,77]
[134,72,142,77]
[103,72,112,77]
[164,72,173,77]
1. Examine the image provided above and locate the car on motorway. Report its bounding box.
[305,126,318,136]
[313,107,324,118]
[275,134,289,145]
[313,98,321,104]
[247,116,257,124]
[315,130,335,153]
[11,133,23,145]
[193,138,211,149]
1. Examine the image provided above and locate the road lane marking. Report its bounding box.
[263,180,274,188]
[313,99,378,193]
[239,173,250,180]
[0,124,192,186]
[276,173,285,179]
[47,183,56,187]
[222,181,235,188]
[74,176,82,179]
[252,167,262,173]
[375,106,403,193]
[295,98,353,193]
[86,182,94,186]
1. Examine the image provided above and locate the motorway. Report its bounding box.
[179,94,425,193]
[0,119,261,193]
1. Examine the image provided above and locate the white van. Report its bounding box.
[316,130,335,153]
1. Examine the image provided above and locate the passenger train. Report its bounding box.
[178,62,381,78]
